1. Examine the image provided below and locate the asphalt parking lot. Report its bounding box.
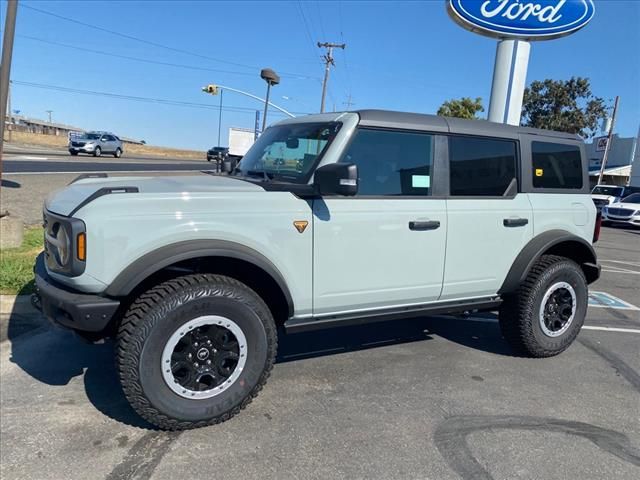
[1,226,639,480]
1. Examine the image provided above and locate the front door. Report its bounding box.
[313,128,447,316]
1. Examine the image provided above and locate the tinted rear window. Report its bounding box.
[532,142,583,189]
[449,136,517,196]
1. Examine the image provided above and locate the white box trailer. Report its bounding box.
[228,127,255,158]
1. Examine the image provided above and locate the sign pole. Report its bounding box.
[597,95,620,185]
[487,39,530,126]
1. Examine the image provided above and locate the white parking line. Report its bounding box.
[582,326,640,334]
[454,317,640,334]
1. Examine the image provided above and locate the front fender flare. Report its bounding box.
[105,239,294,317]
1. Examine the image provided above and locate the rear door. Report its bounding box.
[313,128,447,316]
[441,135,533,300]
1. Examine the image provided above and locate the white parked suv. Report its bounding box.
[33,110,601,430]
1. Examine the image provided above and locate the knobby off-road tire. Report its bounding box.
[117,274,277,430]
[499,255,588,358]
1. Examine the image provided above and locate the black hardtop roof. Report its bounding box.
[354,109,582,142]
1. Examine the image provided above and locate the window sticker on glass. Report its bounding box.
[535,168,544,177]
[411,175,430,189]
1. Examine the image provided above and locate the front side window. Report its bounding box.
[236,122,341,183]
[339,128,433,196]
[532,142,583,189]
[449,136,517,196]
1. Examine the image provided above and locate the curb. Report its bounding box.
[0,294,47,343]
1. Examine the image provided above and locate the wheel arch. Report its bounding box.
[499,230,600,295]
[105,240,294,321]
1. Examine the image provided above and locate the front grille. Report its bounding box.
[607,208,633,217]
[72,141,86,147]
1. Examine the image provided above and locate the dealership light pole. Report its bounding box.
[0,0,19,179]
[260,68,280,132]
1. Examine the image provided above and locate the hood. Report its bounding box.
[591,194,616,201]
[608,201,639,210]
[46,174,264,216]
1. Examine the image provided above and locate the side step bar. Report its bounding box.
[284,297,502,333]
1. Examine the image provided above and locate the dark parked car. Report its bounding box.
[206,146,229,162]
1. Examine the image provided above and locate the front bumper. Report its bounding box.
[602,213,640,227]
[33,253,120,332]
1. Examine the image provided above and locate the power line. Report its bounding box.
[297,1,323,69]
[12,80,310,116]
[21,3,315,79]
[17,35,275,79]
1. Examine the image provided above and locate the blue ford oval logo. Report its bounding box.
[448,0,595,40]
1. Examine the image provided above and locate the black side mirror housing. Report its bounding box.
[286,137,299,149]
[313,163,358,196]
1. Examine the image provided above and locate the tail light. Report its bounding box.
[593,211,602,243]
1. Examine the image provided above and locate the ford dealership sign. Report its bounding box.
[447,0,595,40]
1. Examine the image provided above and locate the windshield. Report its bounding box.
[81,133,101,140]
[592,186,623,196]
[235,122,341,183]
[621,193,640,204]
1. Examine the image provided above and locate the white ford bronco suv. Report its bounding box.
[34,110,601,430]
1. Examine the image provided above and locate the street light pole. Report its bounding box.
[260,68,280,133]
[0,0,19,180]
[217,89,223,146]
[262,82,272,133]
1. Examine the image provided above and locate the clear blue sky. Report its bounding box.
[2,0,639,150]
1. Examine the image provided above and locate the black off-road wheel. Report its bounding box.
[499,255,588,358]
[117,274,277,430]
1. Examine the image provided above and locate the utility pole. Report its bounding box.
[7,81,11,142]
[46,110,53,123]
[597,95,620,186]
[343,93,355,110]
[318,42,345,113]
[0,0,19,179]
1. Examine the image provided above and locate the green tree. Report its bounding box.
[521,77,607,139]
[437,97,484,119]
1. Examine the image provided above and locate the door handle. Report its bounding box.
[409,220,440,231]
[503,218,529,227]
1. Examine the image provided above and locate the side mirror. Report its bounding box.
[314,163,358,196]
[286,137,299,149]
[100,137,107,142]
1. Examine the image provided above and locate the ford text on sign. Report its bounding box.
[447,0,595,40]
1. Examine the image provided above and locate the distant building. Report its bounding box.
[586,134,636,172]
[6,114,143,145]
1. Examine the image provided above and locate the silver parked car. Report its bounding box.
[69,131,123,158]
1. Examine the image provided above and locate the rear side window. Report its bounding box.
[449,136,517,196]
[532,142,583,189]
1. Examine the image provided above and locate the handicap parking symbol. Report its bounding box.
[588,291,640,311]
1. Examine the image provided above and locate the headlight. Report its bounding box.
[46,222,71,267]
[43,211,86,276]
